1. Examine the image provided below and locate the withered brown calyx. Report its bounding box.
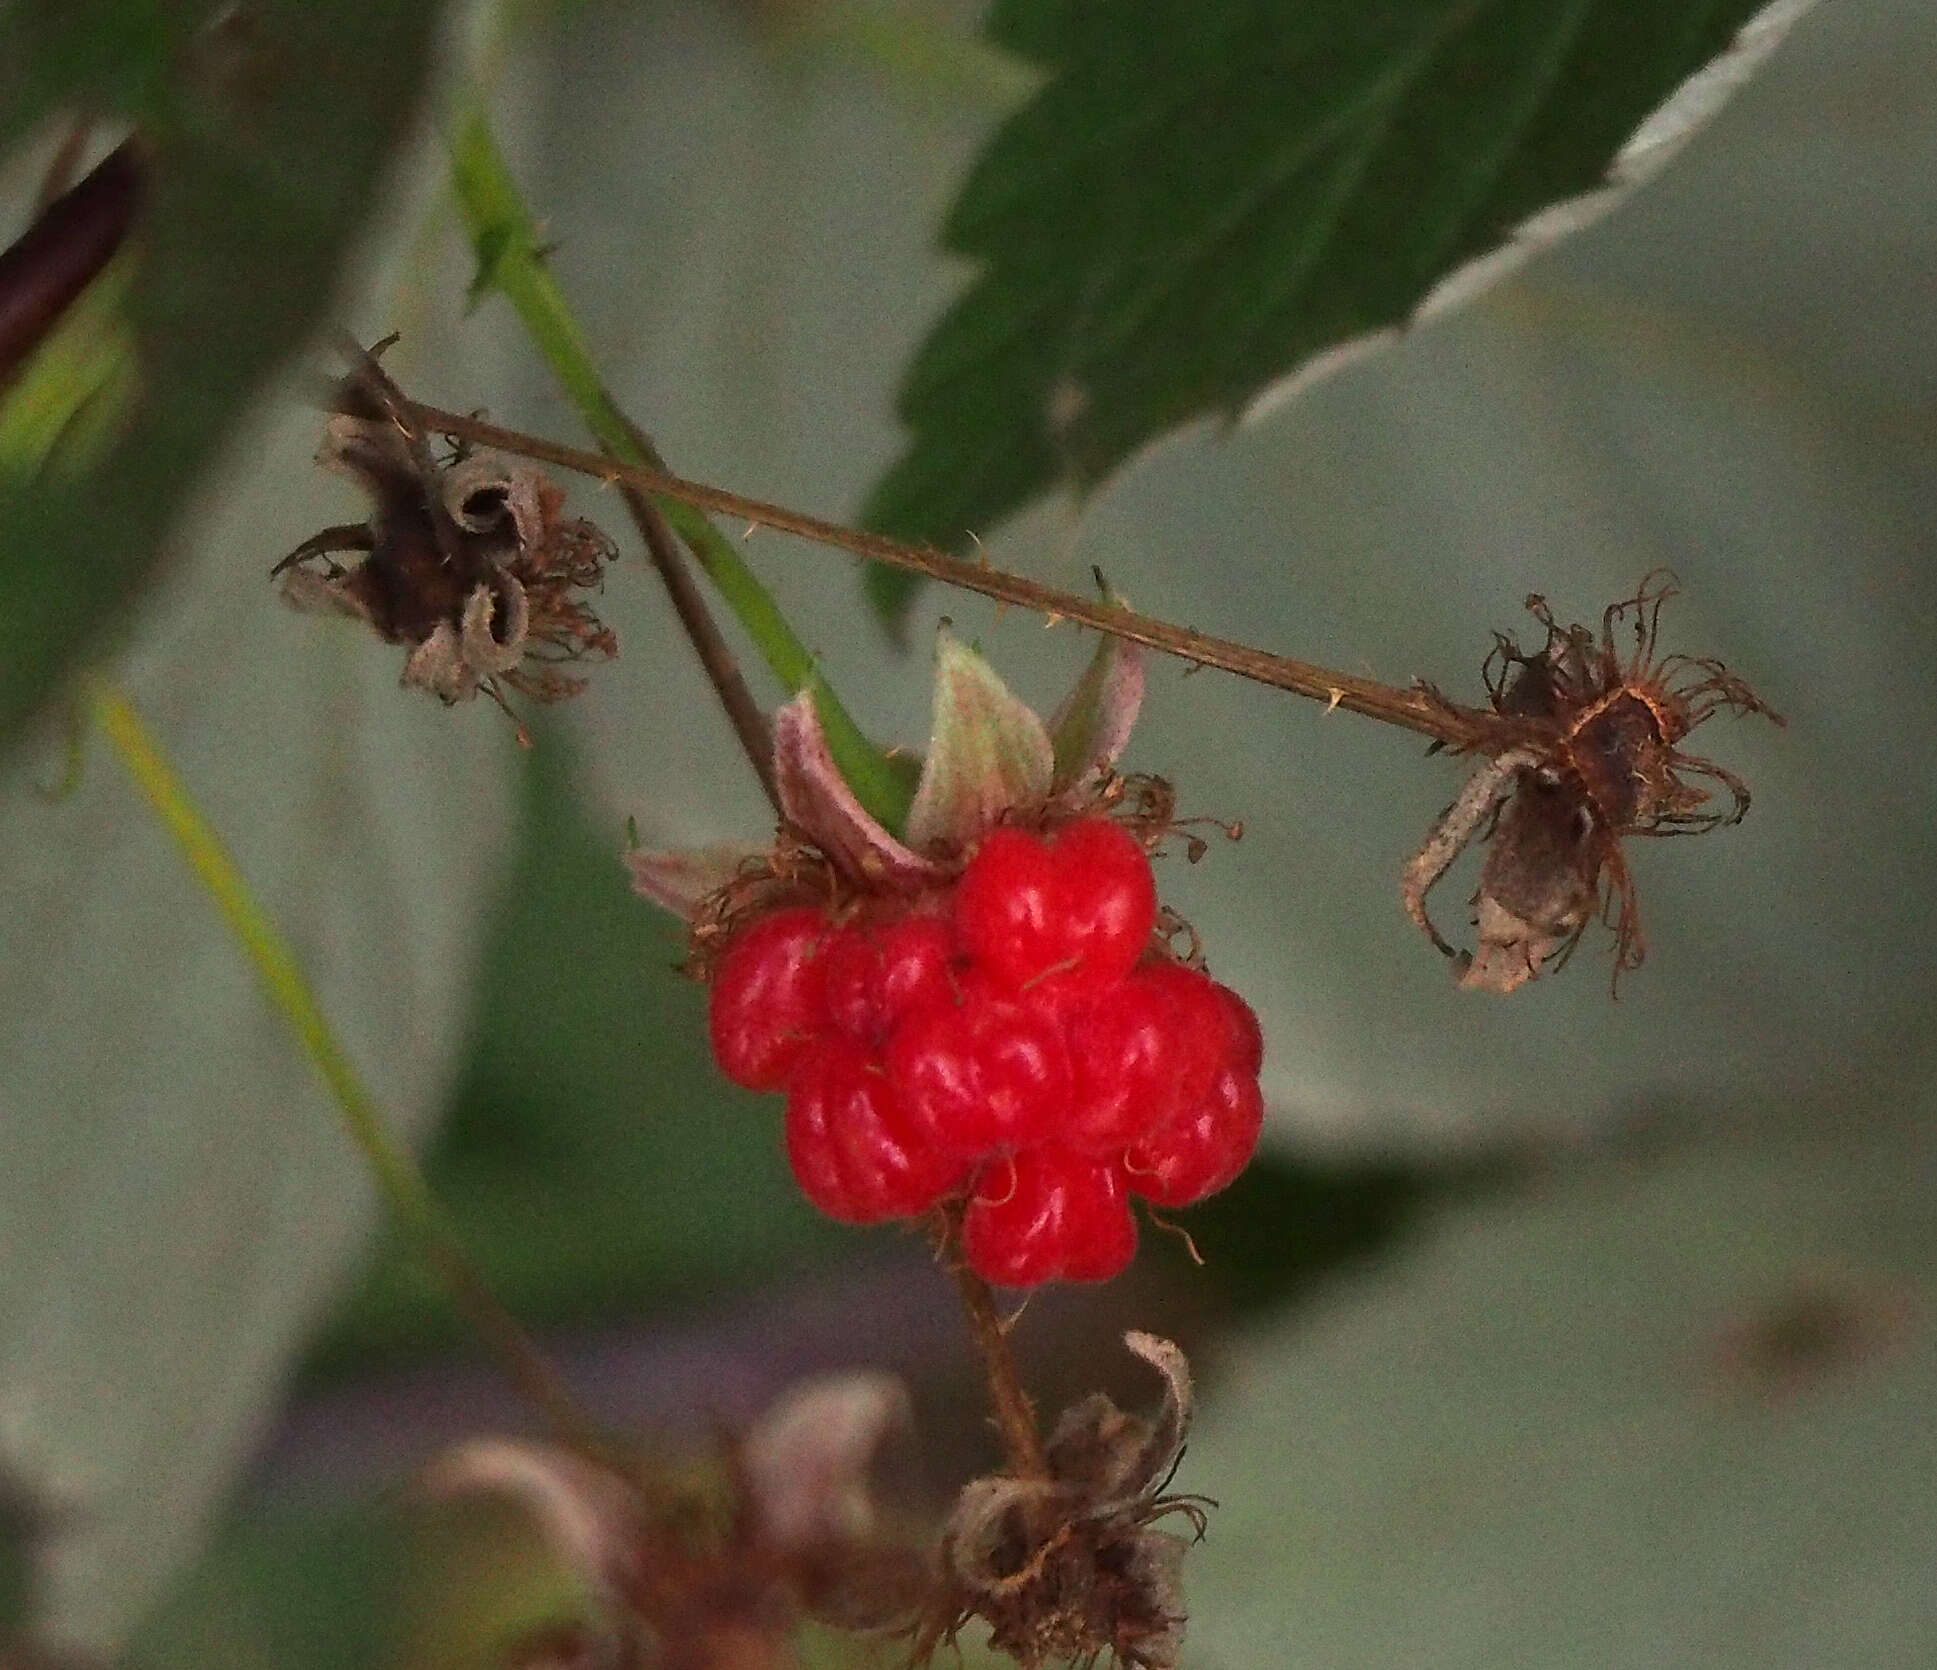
[274,342,617,729]
[919,1332,1205,1670]
[1404,573,1781,993]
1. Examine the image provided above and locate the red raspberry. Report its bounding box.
[885,978,1072,1157]
[709,907,834,1090]
[1052,960,1224,1153]
[962,1147,1137,1286]
[1129,958,1235,1103]
[954,818,1156,993]
[1123,1063,1264,1208]
[822,914,959,1044]
[785,1037,964,1223]
[1210,978,1264,1078]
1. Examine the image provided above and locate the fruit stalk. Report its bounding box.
[940,1199,1050,1480]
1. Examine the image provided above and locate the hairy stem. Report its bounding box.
[444,105,916,825]
[940,1202,1048,1480]
[407,401,1499,752]
[86,677,605,1459]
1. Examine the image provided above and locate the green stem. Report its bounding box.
[445,103,916,831]
[85,676,604,1457]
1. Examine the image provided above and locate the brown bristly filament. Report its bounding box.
[404,401,1499,752]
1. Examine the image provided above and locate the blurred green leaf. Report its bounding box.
[0,253,138,480]
[1185,1110,1937,1668]
[311,732,849,1373]
[0,7,178,139]
[129,1497,407,1670]
[862,0,1782,620]
[0,383,521,1646]
[0,0,439,749]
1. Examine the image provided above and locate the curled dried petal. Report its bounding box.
[740,1372,911,1554]
[418,1438,644,1614]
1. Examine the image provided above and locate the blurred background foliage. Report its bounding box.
[2,0,1935,1666]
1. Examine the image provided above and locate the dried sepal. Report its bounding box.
[1045,1332,1191,1510]
[1048,631,1145,802]
[419,1437,644,1594]
[738,1373,931,1636]
[275,347,617,728]
[624,843,776,922]
[1458,768,1602,993]
[904,627,1056,854]
[740,1372,911,1555]
[773,693,946,889]
[918,1333,1205,1670]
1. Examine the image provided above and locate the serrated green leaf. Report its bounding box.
[861,0,1797,621]
[0,0,439,750]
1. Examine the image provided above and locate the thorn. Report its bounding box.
[1043,612,1063,629]
[743,522,759,540]
[1325,687,1344,714]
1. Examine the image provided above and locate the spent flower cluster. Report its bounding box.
[276,349,617,730]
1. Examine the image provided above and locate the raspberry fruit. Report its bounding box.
[709,907,834,1090]
[1211,977,1265,1078]
[696,820,1262,1285]
[1124,1064,1265,1208]
[962,1147,1138,1286]
[886,979,1072,1157]
[785,1036,965,1223]
[645,636,1267,1288]
[954,817,1156,992]
[1051,958,1234,1152]
[822,913,959,1044]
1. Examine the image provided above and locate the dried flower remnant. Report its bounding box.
[1404,572,1781,991]
[414,1373,930,1670]
[918,1332,1205,1670]
[274,345,616,731]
